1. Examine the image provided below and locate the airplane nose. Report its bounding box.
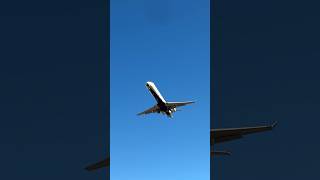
[146,81,152,87]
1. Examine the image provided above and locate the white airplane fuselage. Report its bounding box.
[146,81,176,117]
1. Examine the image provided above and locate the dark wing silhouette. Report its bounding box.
[211,121,277,145]
[85,157,110,171]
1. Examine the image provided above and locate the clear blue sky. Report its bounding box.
[110,0,210,180]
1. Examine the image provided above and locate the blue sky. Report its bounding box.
[110,0,210,179]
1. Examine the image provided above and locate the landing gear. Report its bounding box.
[165,111,173,118]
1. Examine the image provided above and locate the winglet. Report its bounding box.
[271,121,278,129]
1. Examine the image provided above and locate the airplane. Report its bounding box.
[137,81,195,118]
[85,121,277,171]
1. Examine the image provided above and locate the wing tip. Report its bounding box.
[271,121,278,129]
[85,158,110,171]
[137,112,145,116]
[84,165,98,172]
[84,167,93,171]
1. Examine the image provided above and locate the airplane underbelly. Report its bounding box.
[149,88,165,104]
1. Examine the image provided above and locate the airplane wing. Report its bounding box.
[165,101,195,108]
[137,104,160,115]
[211,121,277,145]
[85,158,109,171]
